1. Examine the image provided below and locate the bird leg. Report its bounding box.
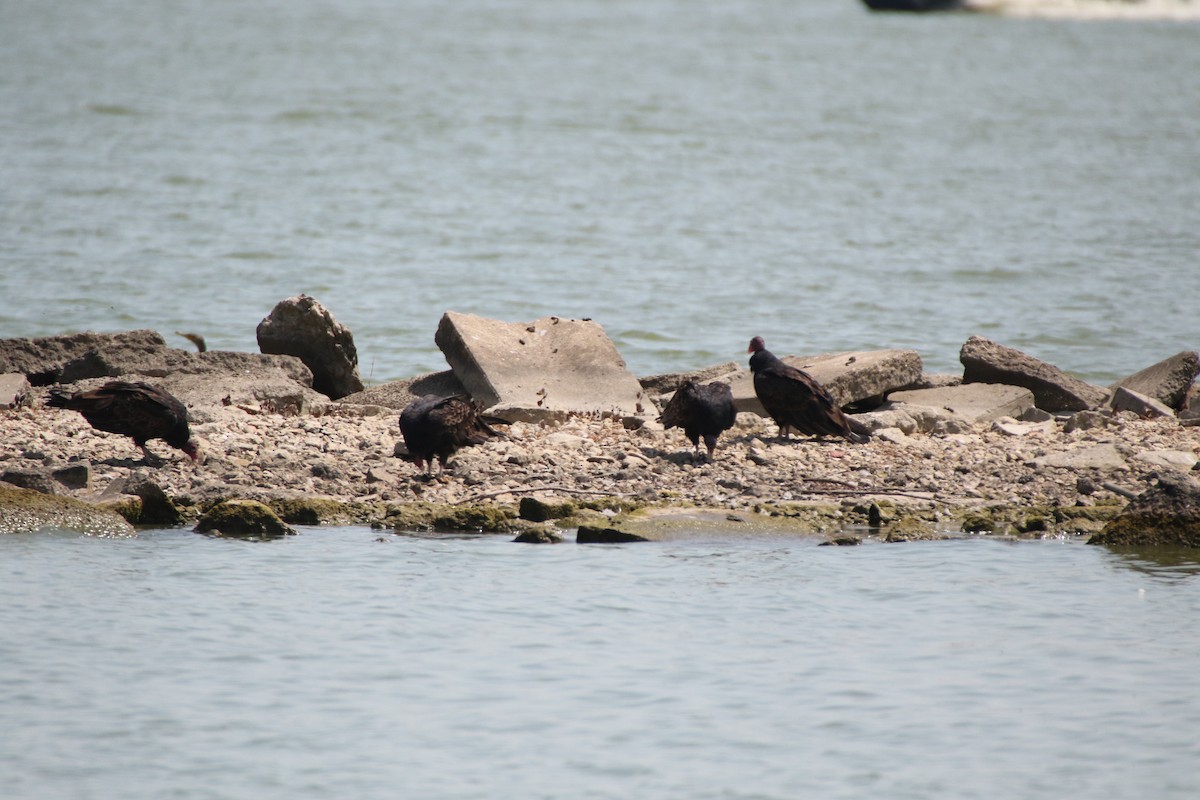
[137,444,166,467]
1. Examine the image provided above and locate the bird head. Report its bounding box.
[748,336,766,354]
[182,439,202,463]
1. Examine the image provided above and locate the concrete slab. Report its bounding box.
[960,335,1109,412]
[1034,443,1129,471]
[887,383,1035,424]
[1110,351,1199,411]
[1109,386,1175,419]
[434,311,655,423]
[0,373,30,409]
[725,348,923,415]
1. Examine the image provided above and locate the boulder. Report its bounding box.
[0,373,30,409]
[1089,471,1200,548]
[194,499,296,537]
[575,525,650,543]
[256,295,364,400]
[1110,351,1199,411]
[0,483,134,536]
[434,311,655,423]
[1108,386,1175,419]
[129,480,186,526]
[337,370,468,411]
[725,348,923,416]
[959,336,1109,412]
[886,383,1036,425]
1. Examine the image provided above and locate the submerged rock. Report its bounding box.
[1090,472,1200,548]
[195,499,296,538]
[0,483,134,536]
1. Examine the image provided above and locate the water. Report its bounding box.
[3,6,1200,793]
[2,0,1198,383]
[1,529,1199,800]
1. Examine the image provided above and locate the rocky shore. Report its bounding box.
[2,298,1199,546]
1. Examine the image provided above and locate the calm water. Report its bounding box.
[2,0,1198,383]
[2,529,1199,800]
[4,5,1200,795]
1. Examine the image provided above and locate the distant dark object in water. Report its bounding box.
[862,0,963,11]
[47,380,200,463]
[659,380,737,461]
[399,394,500,475]
[747,337,870,445]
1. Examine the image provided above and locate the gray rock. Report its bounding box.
[0,329,320,418]
[1110,351,1199,411]
[726,348,923,416]
[639,361,740,400]
[1108,386,1176,419]
[1033,444,1129,471]
[0,373,31,409]
[887,383,1036,424]
[960,335,1109,412]
[256,295,364,400]
[0,329,175,385]
[434,311,655,423]
[1,469,59,495]
[1132,450,1198,470]
[338,370,467,411]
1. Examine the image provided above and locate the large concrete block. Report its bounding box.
[960,335,1109,412]
[1110,351,1199,411]
[725,348,923,415]
[434,311,655,422]
[887,383,1036,424]
[0,373,30,409]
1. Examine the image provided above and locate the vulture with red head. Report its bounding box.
[48,380,200,463]
[747,337,870,444]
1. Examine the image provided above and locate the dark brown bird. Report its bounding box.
[47,381,200,462]
[659,380,737,461]
[747,336,870,444]
[399,394,500,475]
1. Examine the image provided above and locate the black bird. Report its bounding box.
[659,380,737,461]
[747,337,870,444]
[399,394,500,475]
[47,380,200,463]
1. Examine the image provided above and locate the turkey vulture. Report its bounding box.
[659,380,737,461]
[47,381,200,462]
[747,337,870,444]
[399,394,500,475]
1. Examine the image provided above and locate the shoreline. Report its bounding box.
[2,321,1198,543]
[3,388,1195,542]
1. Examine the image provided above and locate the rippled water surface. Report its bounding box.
[3,0,1199,382]
[3,529,1199,800]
